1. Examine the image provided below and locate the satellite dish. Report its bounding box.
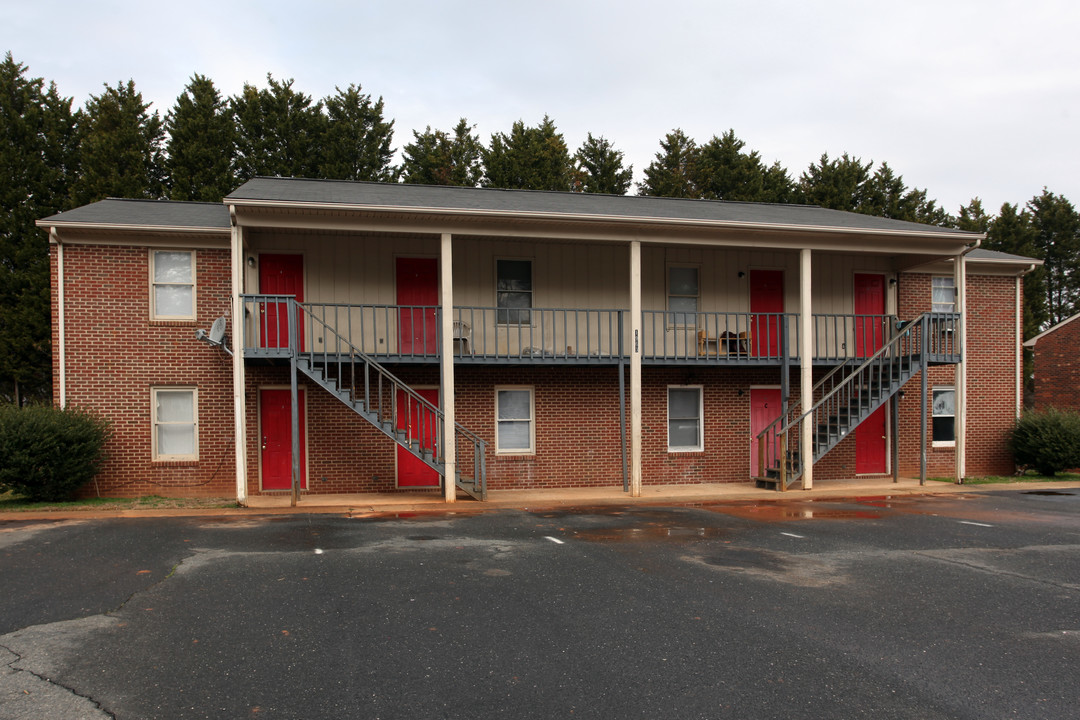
[208,317,227,345]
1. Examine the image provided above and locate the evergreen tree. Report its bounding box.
[70,79,165,205]
[761,161,797,204]
[572,133,632,194]
[797,153,872,212]
[165,74,235,201]
[956,198,991,233]
[482,115,572,191]
[692,129,767,201]
[639,129,697,198]
[400,118,483,187]
[1028,190,1080,327]
[231,75,324,180]
[0,53,77,403]
[320,84,396,182]
[861,163,919,220]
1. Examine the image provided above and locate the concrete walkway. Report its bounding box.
[5,477,1079,521]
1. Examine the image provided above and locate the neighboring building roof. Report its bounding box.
[226,177,980,240]
[1024,312,1080,347]
[37,198,231,232]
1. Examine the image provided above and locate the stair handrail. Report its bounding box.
[294,299,488,496]
[758,314,925,484]
[754,314,898,478]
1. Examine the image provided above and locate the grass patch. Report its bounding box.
[0,490,237,512]
[962,471,1080,485]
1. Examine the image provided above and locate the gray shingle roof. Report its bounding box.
[38,198,231,230]
[966,248,1042,264]
[227,177,978,238]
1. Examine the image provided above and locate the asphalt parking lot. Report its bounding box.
[1,489,1078,719]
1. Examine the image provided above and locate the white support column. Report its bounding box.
[440,232,457,503]
[630,240,643,497]
[230,213,249,504]
[799,248,814,490]
[955,255,967,481]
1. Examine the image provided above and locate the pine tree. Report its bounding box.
[400,118,483,187]
[165,74,235,201]
[956,198,991,234]
[482,116,572,191]
[572,133,632,195]
[0,53,77,403]
[320,84,396,182]
[639,129,697,198]
[693,130,767,201]
[70,79,165,205]
[1028,190,1080,327]
[798,153,872,212]
[231,75,324,180]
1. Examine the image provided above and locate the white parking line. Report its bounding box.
[544,536,565,544]
[959,521,994,527]
[780,532,805,538]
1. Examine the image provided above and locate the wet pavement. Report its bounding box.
[1,488,1078,718]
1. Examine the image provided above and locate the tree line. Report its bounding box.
[2,52,1078,402]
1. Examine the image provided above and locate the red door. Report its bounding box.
[750,270,784,358]
[396,258,438,355]
[397,387,441,488]
[259,254,304,349]
[854,273,885,357]
[750,388,782,474]
[856,404,887,474]
[260,388,307,491]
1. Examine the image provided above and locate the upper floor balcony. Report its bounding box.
[241,296,962,367]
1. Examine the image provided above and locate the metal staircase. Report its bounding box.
[754,313,957,490]
[290,299,488,500]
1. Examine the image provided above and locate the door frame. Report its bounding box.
[394,255,440,355]
[394,384,442,489]
[257,251,307,350]
[748,267,785,357]
[855,400,892,476]
[749,384,783,475]
[256,385,309,492]
[853,271,887,357]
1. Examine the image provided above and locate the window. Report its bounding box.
[497,259,532,324]
[932,276,956,313]
[668,266,699,325]
[152,250,195,319]
[668,386,703,452]
[496,387,534,454]
[152,387,198,460]
[932,387,955,445]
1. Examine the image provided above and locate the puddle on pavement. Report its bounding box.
[1023,490,1075,496]
[705,501,883,522]
[570,522,729,543]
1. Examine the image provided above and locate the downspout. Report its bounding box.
[51,228,66,408]
[1017,263,1036,417]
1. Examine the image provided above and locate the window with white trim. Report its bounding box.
[932,276,956,313]
[668,266,699,325]
[496,259,532,324]
[152,387,198,460]
[496,386,534,454]
[668,385,703,452]
[932,387,955,445]
[152,250,196,319]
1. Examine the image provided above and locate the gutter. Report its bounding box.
[51,228,66,408]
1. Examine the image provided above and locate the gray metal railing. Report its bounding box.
[640,311,799,362]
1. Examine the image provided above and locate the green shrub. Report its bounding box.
[1011,408,1080,476]
[0,404,111,501]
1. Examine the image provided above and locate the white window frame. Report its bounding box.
[667,264,700,327]
[495,385,535,455]
[931,276,956,314]
[151,386,198,461]
[150,249,196,320]
[495,258,533,325]
[667,384,704,452]
[932,385,956,448]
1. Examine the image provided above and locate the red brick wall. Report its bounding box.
[54,243,236,497]
[1031,317,1080,411]
[896,271,1019,478]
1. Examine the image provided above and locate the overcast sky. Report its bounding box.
[4,0,1077,215]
